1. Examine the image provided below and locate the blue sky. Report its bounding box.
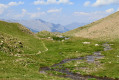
[0,0,119,25]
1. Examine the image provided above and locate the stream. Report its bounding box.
[39,43,118,80]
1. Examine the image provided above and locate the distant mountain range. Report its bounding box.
[1,19,88,33]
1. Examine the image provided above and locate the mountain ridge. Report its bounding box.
[64,11,119,40]
[2,19,68,33]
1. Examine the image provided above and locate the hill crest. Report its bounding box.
[64,11,119,40]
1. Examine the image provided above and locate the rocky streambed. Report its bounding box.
[39,43,117,80]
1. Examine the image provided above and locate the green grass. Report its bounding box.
[0,20,119,79]
[54,39,119,79]
[36,30,55,38]
[0,21,70,80]
[40,37,103,65]
[0,21,45,54]
[92,40,119,79]
[88,78,97,80]
[0,30,104,80]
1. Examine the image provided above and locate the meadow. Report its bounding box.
[0,20,119,80]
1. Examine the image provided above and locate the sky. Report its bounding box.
[0,0,119,25]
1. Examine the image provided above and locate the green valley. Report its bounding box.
[0,11,119,80]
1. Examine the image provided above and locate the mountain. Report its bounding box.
[64,22,88,30]
[64,11,119,40]
[2,19,68,33]
[2,19,89,33]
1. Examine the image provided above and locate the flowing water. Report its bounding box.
[39,43,117,80]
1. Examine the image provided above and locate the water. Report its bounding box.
[39,43,115,80]
[103,43,112,51]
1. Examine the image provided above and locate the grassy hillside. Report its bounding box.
[0,20,119,80]
[0,21,65,80]
[0,20,107,80]
[0,21,47,54]
[36,30,55,38]
[64,11,119,40]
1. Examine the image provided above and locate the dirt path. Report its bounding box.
[35,36,49,54]
[41,40,48,52]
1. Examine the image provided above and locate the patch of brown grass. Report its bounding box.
[65,11,119,40]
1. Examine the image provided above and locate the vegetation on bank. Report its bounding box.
[0,20,119,80]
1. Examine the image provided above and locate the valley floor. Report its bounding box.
[0,35,119,80]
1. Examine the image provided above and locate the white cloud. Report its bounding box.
[34,0,73,5]
[105,8,114,13]
[74,9,115,16]
[73,11,105,23]
[47,0,57,4]
[0,1,24,15]
[74,12,89,15]
[84,1,90,7]
[59,0,73,4]
[73,8,115,21]
[14,9,46,18]
[37,8,41,10]
[0,4,8,8]
[14,9,27,18]
[47,8,62,13]
[29,12,46,18]
[34,0,46,5]
[92,0,119,7]
[0,4,8,14]
[8,1,24,6]
[22,9,27,14]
